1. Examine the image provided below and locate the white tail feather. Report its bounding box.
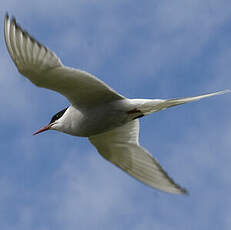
[135,90,230,115]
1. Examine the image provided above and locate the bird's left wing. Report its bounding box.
[89,120,187,194]
[4,14,124,107]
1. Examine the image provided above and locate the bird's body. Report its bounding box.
[4,14,229,195]
[57,100,131,137]
[53,99,160,137]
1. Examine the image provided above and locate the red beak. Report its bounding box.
[33,124,51,135]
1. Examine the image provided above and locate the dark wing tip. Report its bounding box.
[8,14,21,30]
[4,13,9,30]
[171,179,188,195]
[5,13,20,30]
[5,13,39,45]
[12,16,16,24]
[179,187,189,195]
[5,13,17,25]
[5,12,9,20]
[4,13,18,31]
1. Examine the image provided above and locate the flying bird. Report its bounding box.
[4,14,229,195]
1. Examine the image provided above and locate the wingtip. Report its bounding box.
[180,187,189,196]
[171,183,189,195]
[212,89,231,97]
[11,16,16,25]
[221,89,231,94]
[5,12,9,19]
[4,12,9,25]
[162,186,189,195]
[4,13,17,25]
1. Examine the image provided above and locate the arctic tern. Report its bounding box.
[4,13,230,194]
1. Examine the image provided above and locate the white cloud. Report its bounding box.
[52,149,135,229]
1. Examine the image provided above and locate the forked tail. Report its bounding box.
[134,89,230,115]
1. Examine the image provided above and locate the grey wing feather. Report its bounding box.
[4,14,124,107]
[89,120,187,195]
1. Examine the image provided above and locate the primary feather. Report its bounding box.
[89,120,187,194]
[4,14,124,107]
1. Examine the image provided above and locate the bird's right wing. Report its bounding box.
[89,120,187,194]
[4,14,124,107]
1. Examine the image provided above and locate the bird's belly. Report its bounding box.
[68,107,129,137]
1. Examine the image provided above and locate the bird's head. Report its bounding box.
[33,107,68,135]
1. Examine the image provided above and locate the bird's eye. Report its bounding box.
[49,107,68,124]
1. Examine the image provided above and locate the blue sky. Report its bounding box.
[0,0,231,229]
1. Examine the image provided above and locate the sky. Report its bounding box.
[0,0,231,229]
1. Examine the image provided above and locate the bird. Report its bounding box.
[4,13,230,195]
